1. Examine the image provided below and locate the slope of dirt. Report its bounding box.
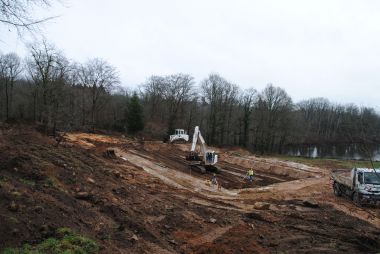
[0,128,379,254]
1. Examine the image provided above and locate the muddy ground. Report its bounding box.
[0,126,379,253]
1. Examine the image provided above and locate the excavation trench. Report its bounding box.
[111,143,323,196]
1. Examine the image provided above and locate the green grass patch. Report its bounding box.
[43,177,57,188]
[11,191,22,197]
[7,216,19,224]
[20,179,36,187]
[0,176,8,187]
[3,228,99,254]
[273,155,380,169]
[43,177,68,193]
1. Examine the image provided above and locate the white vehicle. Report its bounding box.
[332,168,380,205]
[169,129,189,143]
[185,126,219,173]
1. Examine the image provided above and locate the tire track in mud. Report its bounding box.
[187,225,234,246]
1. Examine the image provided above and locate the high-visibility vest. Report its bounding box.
[248,169,254,176]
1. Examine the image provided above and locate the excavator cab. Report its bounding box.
[205,151,218,165]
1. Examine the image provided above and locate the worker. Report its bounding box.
[211,173,218,185]
[247,168,254,182]
[207,152,212,163]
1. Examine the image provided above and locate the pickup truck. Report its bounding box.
[331,168,380,205]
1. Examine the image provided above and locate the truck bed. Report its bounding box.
[331,169,352,188]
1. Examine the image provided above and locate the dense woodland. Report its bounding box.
[1,43,380,154]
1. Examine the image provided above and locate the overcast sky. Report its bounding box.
[1,0,380,109]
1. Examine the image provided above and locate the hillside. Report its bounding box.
[0,126,379,254]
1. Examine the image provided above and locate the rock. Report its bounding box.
[8,201,18,212]
[164,225,171,229]
[254,202,271,210]
[246,212,265,221]
[34,206,44,213]
[75,192,90,200]
[209,218,217,223]
[168,239,177,245]
[302,199,319,208]
[131,234,139,241]
[11,228,19,235]
[87,177,95,184]
[40,225,49,234]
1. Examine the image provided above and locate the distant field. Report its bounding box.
[272,155,380,169]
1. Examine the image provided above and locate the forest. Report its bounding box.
[1,42,380,154]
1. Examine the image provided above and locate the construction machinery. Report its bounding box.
[186,126,219,173]
[169,129,189,143]
[332,168,380,206]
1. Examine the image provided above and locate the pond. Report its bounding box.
[284,144,380,161]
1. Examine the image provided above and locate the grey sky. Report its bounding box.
[1,0,380,108]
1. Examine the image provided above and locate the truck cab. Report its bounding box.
[353,168,380,204]
[333,168,380,205]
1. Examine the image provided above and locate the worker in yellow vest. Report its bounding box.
[247,168,254,182]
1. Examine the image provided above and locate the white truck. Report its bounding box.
[332,168,380,205]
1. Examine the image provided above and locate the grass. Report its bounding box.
[273,155,380,169]
[0,175,8,187]
[3,228,99,254]
[20,179,36,187]
[11,191,22,197]
[43,177,58,188]
[7,216,19,224]
[43,177,68,193]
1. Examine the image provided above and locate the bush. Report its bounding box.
[3,228,99,254]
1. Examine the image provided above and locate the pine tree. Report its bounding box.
[126,92,144,134]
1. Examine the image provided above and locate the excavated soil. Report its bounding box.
[0,127,379,254]
[133,144,297,190]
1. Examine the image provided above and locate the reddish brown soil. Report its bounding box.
[0,127,379,254]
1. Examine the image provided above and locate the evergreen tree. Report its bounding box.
[126,92,144,134]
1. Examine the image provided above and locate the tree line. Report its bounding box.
[1,43,380,154]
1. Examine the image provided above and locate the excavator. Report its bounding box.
[186,126,219,173]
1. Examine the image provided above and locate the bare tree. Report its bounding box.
[27,41,69,134]
[79,58,120,131]
[0,53,22,120]
[239,88,257,147]
[0,0,58,33]
[253,84,293,153]
[142,75,166,121]
[163,73,195,135]
[201,74,239,145]
[141,74,195,136]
